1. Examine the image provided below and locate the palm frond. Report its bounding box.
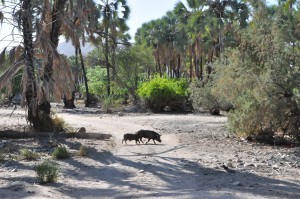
[8,47,16,64]
[41,0,52,35]
[52,54,74,101]
[0,58,24,94]
[0,47,6,66]
[13,9,22,30]
[0,11,3,25]
[7,45,24,64]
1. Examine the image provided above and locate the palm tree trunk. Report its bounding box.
[105,23,111,96]
[22,0,39,129]
[176,55,181,78]
[156,52,162,77]
[77,46,91,107]
[189,48,193,79]
[40,0,67,114]
[200,55,203,80]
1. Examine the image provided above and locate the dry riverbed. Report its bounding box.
[0,105,300,199]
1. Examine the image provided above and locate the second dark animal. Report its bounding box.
[136,130,162,144]
[122,133,140,145]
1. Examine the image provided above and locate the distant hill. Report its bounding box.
[57,41,95,57]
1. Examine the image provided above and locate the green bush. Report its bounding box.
[36,160,58,184]
[138,75,189,112]
[80,66,107,97]
[100,94,117,113]
[51,146,70,159]
[20,148,40,160]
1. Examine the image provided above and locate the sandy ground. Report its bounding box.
[0,105,300,199]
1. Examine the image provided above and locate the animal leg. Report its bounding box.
[139,138,144,143]
[146,138,151,144]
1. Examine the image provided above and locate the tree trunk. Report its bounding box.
[200,55,203,80]
[176,55,180,78]
[40,0,67,115]
[105,23,111,96]
[189,48,193,79]
[157,53,162,77]
[63,91,76,109]
[22,0,39,130]
[77,46,91,107]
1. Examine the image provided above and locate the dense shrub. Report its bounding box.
[189,78,233,115]
[20,148,40,160]
[80,66,107,97]
[52,146,70,159]
[191,7,300,142]
[138,76,189,112]
[36,160,58,184]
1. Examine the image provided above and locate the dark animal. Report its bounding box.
[122,133,140,145]
[136,130,162,144]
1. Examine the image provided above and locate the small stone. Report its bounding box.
[233,181,243,186]
[139,169,145,173]
[227,162,234,168]
[117,112,125,116]
[245,163,256,167]
[77,127,86,133]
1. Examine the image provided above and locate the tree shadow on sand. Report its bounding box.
[41,140,300,199]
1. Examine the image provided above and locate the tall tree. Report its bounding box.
[62,0,99,107]
[21,0,39,128]
[0,0,39,129]
[38,0,68,115]
[0,0,98,131]
[95,0,130,96]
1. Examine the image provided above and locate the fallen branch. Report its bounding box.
[0,130,112,140]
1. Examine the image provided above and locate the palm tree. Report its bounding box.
[21,0,39,128]
[36,0,99,111]
[38,0,68,115]
[96,0,130,96]
[0,0,98,130]
[0,0,39,128]
[175,0,248,79]
[62,0,99,107]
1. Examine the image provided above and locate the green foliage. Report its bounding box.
[20,148,40,160]
[36,160,58,184]
[100,94,117,113]
[51,146,70,160]
[138,75,189,112]
[195,5,300,142]
[80,66,107,97]
[115,45,155,101]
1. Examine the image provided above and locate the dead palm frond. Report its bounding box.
[0,11,4,25]
[52,54,75,101]
[0,57,24,98]
[0,47,6,66]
